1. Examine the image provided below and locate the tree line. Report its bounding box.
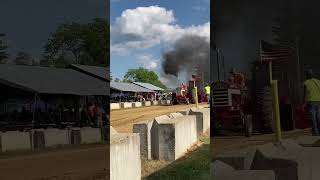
[0,18,109,67]
[111,67,167,90]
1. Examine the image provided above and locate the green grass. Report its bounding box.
[144,135,210,180]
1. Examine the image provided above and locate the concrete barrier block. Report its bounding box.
[210,161,276,180]
[189,108,210,134]
[154,115,171,121]
[43,128,69,147]
[110,133,141,180]
[69,128,81,145]
[142,101,151,107]
[214,146,257,170]
[168,113,184,119]
[166,100,171,104]
[151,101,159,106]
[151,116,197,161]
[160,100,167,105]
[294,136,320,147]
[111,103,121,110]
[31,129,45,150]
[251,140,302,180]
[133,119,153,160]
[177,110,190,115]
[80,127,102,144]
[133,102,142,108]
[121,102,133,109]
[0,131,31,152]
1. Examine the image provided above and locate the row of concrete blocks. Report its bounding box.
[110,100,171,110]
[211,136,320,180]
[109,107,210,180]
[0,127,102,152]
[133,107,210,161]
[110,127,141,180]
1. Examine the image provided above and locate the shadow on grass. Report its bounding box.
[144,136,210,180]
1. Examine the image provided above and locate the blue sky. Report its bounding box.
[110,0,210,83]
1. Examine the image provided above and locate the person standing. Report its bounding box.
[96,105,103,128]
[205,83,211,104]
[304,69,320,136]
[87,103,96,126]
[230,68,245,90]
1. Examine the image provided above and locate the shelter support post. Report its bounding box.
[74,97,80,125]
[32,93,38,128]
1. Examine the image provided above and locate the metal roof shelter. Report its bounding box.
[0,65,109,96]
[110,82,154,93]
[69,64,109,81]
[133,82,164,91]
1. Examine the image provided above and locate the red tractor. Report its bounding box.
[172,83,190,105]
[211,81,253,137]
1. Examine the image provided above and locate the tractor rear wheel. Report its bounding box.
[212,112,222,136]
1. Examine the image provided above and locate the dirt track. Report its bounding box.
[0,144,108,180]
[110,104,203,133]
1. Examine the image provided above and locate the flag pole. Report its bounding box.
[295,36,301,104]
[269,61,273,82]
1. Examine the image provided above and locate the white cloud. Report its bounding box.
[136,54,158,70]
[111,6,210,55]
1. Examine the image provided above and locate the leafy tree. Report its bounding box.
[0,33,8,63]
[44,22,84,64]
[124,67,167,89]
[15,52,35,65]
[44,18,109,67]
[81,18,109,66]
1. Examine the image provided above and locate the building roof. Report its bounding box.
[110,82,154,93]
[133,82,164,91]
[0,65,109,96]
[69,64,109,81]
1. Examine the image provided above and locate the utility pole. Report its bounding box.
[222,52,226,81]
[216,48,221,82]
[295,36,302,105]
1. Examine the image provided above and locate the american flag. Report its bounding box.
[191,74,202,81]
[260,40,296,63]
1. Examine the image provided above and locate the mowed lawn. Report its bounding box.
[144,135,210,180]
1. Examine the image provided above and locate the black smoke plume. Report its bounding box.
[162,35,210,85]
